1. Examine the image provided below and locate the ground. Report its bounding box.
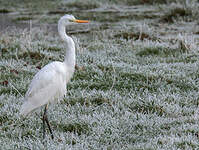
[0,0,199,149]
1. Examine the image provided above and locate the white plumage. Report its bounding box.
[20,14,89,117]
[21,61,70,116]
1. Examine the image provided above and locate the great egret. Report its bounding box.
[20,14,89,139]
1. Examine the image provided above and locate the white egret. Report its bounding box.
[20,14,89,139]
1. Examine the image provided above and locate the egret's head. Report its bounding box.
[59,14,89,26]
[61,14,76,23]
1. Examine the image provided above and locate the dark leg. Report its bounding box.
[43,105,47,139]
[43,104,54,139]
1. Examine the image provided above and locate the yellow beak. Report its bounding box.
[73,19,89,23]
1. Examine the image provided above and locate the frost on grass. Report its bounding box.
[1,26,199,149]
[1,0,199,149]
[160,0,199,23]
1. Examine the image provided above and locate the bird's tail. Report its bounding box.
[20,100,33,117]
[20,87,58,117]
[20,94,51,117]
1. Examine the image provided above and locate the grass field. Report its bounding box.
[1,0,199,149]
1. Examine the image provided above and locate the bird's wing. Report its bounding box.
[21,82,62,116]
[25,62,66,98]
[20,62,67,116]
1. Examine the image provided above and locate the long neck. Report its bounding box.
[58,22,76,69]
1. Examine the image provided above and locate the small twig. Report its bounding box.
[109,62,116,92]
[29,20,32,50]
[139,24,143,41]
[35,112,42,120]
[15,48,19,61]
[9,81,23,97]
